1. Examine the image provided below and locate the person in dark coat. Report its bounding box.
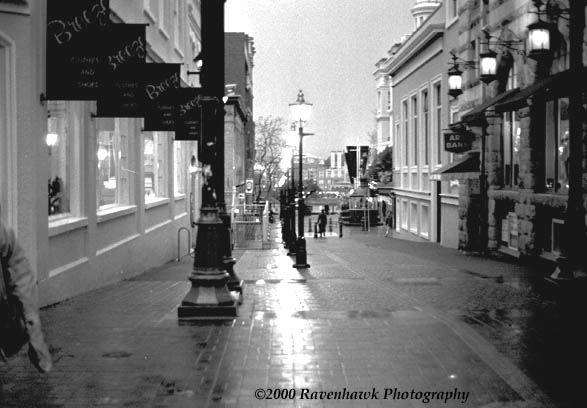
[317,209,328,238]
[384,211,393,237]
[0,219,52,372]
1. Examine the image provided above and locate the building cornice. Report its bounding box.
[384,23,444,75]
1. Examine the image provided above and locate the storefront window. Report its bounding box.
[47,101,70,217]
[545,97,569,192]
[144,132,169,203]
[441,179,459,196]
[96,118,130,209]
[502,111,520,187]
[174,141,187,196]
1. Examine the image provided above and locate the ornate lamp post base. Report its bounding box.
[219,212,243,303]
[293,236,310,268]
[546,255,587,309]
[178,207,237,320]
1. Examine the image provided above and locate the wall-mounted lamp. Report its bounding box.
[479,47,498,84]
[46,133,58,147]
[448,0,555,99]
[97,147,109,161]
[526,0,554,60]
[187,52,203,76]
[447,54,464,98]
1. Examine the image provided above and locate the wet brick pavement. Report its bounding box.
[0,223,578,407]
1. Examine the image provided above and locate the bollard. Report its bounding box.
[339,221,343,238]
[176,227,191,261]
[328,218,333,233]
[314,222,318,238]
[308,217,312,233]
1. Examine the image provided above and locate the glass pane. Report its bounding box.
[558,98,569,191]
[144,132,169,203]
[545,100,556,190]
[174,142,186,196]
[48,101,70,216]
[97,118,129,209]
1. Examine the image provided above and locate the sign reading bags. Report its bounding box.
[142,64,181,131]
[46,0,110,100]
[96,24,147,117]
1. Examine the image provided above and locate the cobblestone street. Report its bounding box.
[1,224,582,407]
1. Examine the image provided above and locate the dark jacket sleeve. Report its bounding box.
[0,221,51,370]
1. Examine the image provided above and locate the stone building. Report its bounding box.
[224,32,255,206]
[455,0,587,261]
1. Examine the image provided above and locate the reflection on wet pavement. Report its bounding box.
[0,226,574,407]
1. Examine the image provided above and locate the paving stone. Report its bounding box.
[0,225,567,407]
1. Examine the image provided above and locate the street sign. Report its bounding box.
[245,179,253,194]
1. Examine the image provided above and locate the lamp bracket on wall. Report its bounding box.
[449,52,477,69]
[481,29,526,56]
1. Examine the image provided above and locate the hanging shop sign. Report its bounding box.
[96,24,147,117]
[359,145,370,175]
[174,88,203,141]
[444,129,474,153]
[142,64,182,131]
[46,0,110,100]
[345,146,357,184]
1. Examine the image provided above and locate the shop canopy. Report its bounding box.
[430,151,480,181]
[461,88,520,126]
[495,67,587,113]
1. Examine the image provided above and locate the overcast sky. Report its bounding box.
[225,0,415,158]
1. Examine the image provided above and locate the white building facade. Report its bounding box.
[0,0,202,306]
[374,0,464,247]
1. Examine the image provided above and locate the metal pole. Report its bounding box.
[287,149,297,255]
[294,124,310,268]
[550,0,587,284]
[178,0,237,319]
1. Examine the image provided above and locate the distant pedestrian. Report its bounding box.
[317,210,328,238]
[384,211,393,237]
[0,218,52,373]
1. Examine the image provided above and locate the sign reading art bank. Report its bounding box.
[46,0,110,100]
[444,131,474,153]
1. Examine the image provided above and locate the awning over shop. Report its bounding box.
[461,88,520,126]
[495,67,587,113]
[374,183,394,195]
[430,151,480,181]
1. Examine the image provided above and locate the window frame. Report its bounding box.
[433,81,442,166]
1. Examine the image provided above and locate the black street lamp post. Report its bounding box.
[289,90,313,268]
[549,0,587,292]
[287,157,297,254]
[178,0,237,319]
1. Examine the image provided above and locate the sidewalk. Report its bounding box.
[0,225,557,408]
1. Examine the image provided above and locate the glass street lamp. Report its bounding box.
[479,48,498,84]
[527,18,551,60]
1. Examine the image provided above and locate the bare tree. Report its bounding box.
[254,116,287,202]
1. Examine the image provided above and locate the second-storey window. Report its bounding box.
[412,95,418,166]
[422,89,429,166]
[402,100,408,167]
[434,82,442,165]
